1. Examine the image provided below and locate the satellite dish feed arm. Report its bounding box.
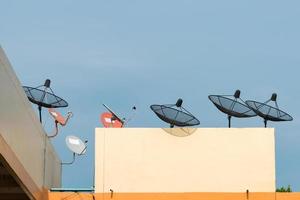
[61,112,73,126]
[61,153,76,165]
[79,140,88,155]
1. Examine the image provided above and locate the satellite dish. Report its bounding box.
[150,98,200,128]
[47,108,73,138]
[48,108,73,125]
[23,79,68,123]
[209,90,257,127]
[246,93,293,127]
[66,135,87,155]
[100,104,137,128]
[101,112,123,128]
[62,135,88,165]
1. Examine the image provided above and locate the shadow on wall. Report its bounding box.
[162,127,197,137]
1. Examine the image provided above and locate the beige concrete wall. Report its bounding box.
[95,128,275,193]
[0,46,61,198]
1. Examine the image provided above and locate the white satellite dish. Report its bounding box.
[62,135,87,165]
[66,135,87,155]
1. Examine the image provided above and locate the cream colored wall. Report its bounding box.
[0,47,61,197]
[95,128,275,193]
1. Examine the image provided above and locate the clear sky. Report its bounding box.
[1,0,299,191]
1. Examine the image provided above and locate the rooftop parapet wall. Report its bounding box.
[0,47,61,199]
[95,128,275,193]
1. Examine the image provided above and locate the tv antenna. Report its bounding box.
[23,79,68,123]
[100,104,136,128]
[62,135,88,165]
[47,108,73,138]
[150,98,200,128]
[209,90,257,127]
[246,93,293,127]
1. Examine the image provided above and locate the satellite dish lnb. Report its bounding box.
[209,90,257,128]
[150,98,200,128]
[62,135,87,165]
[246,93,293,127]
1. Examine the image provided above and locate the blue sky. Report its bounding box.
[1,0,299,191]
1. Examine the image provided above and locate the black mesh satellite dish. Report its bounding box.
[209,90,257,127]
[23,79,68,122]
[246,93,293,127]
[150,98,200,128]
